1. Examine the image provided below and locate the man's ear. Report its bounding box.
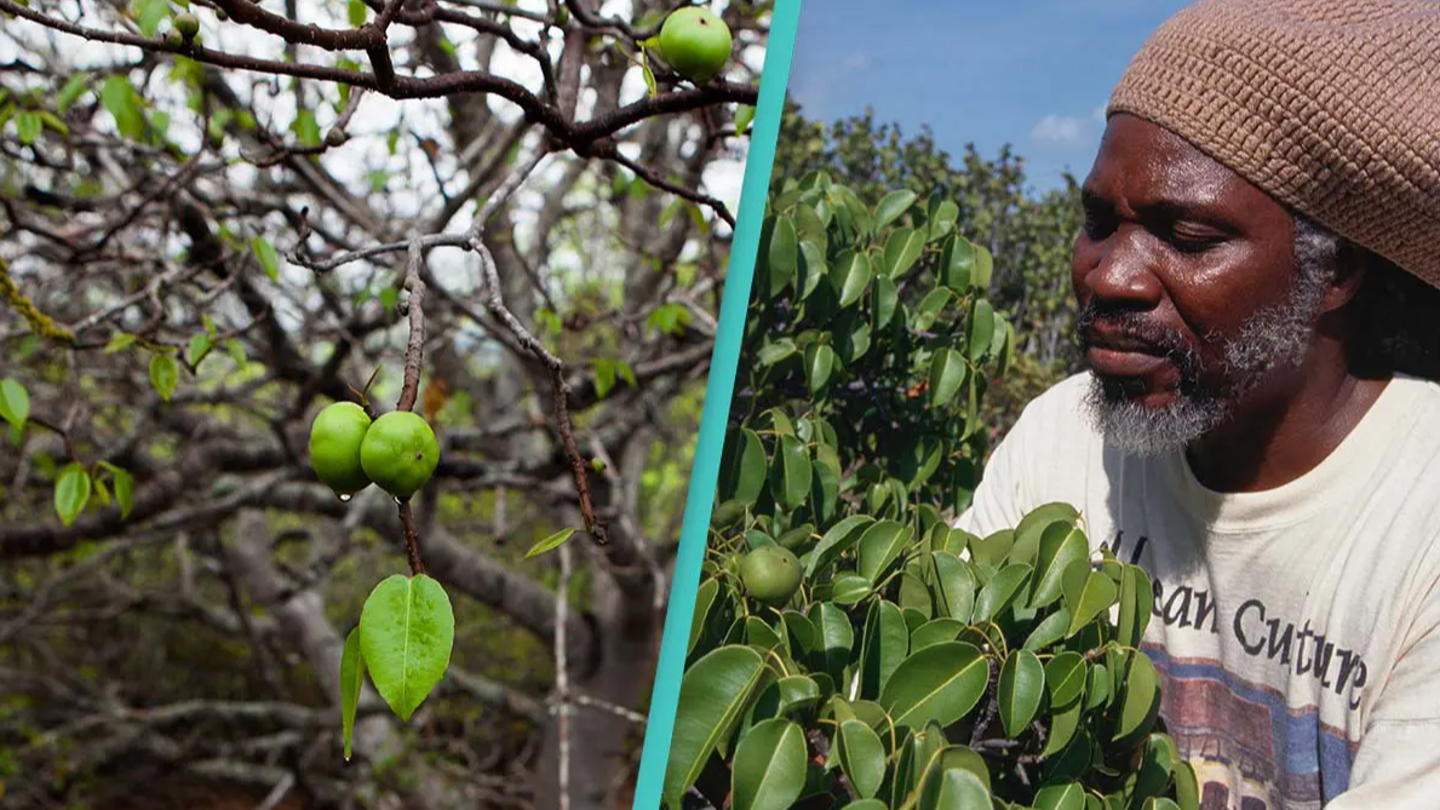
[1322,242,1368,313]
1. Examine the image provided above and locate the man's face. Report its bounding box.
[1071,113,1328,456]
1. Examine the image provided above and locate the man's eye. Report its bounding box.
[1168,228,1224,254]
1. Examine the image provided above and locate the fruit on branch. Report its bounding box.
[739,545,802,605]
[164,28,184,47]
[360,410,440,500]
[309,402,374,496]
[174,12,200,39]
[658,6,733,84]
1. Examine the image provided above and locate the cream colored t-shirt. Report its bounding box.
[956,372,1440,810]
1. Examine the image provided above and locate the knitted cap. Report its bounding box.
[1107,0,1440,288]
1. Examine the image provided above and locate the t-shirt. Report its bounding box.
[955,371,1440,810]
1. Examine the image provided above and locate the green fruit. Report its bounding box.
[309,402,373,496]
[164,28,184,47]
[740,545,802,605]
[360,410,440,500]
[174,12,199,38]
[658,6,732,84]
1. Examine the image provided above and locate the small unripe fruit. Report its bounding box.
[360,410,440,500]
[657,7,732,84]
[309,402,373,496]
[739,545,802,605]
[174,12,200,38]
[165,28,184,47]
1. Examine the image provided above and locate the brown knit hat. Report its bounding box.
[1108,0,1440,288]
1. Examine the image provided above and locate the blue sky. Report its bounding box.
[786,0,1193,195]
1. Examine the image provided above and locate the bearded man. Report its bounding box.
[956,1,1440,808]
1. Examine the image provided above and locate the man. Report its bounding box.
[956,1,1440,808]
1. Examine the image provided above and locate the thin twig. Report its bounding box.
[396,231,427,413]
[399,503,427,576]
[554,541,572,810]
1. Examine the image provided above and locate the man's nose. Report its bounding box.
[1080,228,1163,309]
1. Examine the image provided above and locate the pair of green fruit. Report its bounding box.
[309,402,439,501]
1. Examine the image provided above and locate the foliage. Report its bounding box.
[771,104,1086,375]
[662,176,1196,810]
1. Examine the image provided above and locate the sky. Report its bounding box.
[785,0,1193,195]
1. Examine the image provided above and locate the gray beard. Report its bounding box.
[1081,275,1327,458]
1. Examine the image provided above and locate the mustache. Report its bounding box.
[1074,301,1192,359]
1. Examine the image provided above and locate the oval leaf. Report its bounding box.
[805,344,837,394]
[54,462,91,527]
[768,434,812,511]
[358,574,455,723]
[664,645,767,808]
[998,649,1045,738]
[731,717,807,810]
[149,353,178,402]
[928,348,967,409]
[856,520,911,583]
[1031,523,1088,609]
[833,251,873,308]
[837,719,886,799]
[768,216,799,298]
[879,641,989,729]
[1062,560,1119,637]
[1034,782,1086,810]
[0,378,29,429]
[340,626,365,761]
[972,564,1031,624]
[1045,651,1087,709]
[1117,650,1161,741]
[874,189,917,230]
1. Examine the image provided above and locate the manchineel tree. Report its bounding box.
[0,1,767,808]
[662,172,1199,810]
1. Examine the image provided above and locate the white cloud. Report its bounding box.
[1093,104,1108,123]
[841,51,872,71]
[1030,113,1087,146]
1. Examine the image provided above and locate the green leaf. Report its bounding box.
[1134,733,1179,805]
[879,642,989,729]
[882,226,926,279]
[1011,502,1081,570]
[731,718,807,810]
[101,75,145,141]
[750,675,821,720]
[809,601,855,681]
[836,719,886,799]
[805,515,873,577]
[972,564,1031,624]
[340,627,365,761]
[1042,699,1084,757]
[831,573,873,605]
[1062,559,1119,637]
[804,344,837,395]
[1033,782,1086,810]
[757,338,797,367]
[872,275,898,330]
[767,434,812,511]
[926,551,976,623]
[811,443,841,525]
[1023,608,1072,652]
[186,332,211,368]
[941,236,974,290]
[641,59,658,99]
[1173,761,1201,810]
[664,646,767,807]
[998,649,1044,738]
[54,462,91,526]
[1031,522,1088,610]
[927,348,967,409]
[1117,564,1154,648]
[250,236,281,280]
[149,354,178,402]
[15,110,41,145]
[735,104,756,136]
[719,428,767,505]
[358,574,455,722]
[768,216,798,298]
[967,300,995,362]
[832,251,873,308]
[57,73,90,114]
[929,200,959,241]
[292,109,321,147]
[972,243,994,290]
[133,0,169,37]
[103,333,137,354]
[859,599,908,699]
[0,378,30,431]
[1045,651,1087,708]
[347,0,367,25]
[525,527,576,558]
[1117,650,1161,741]
[921,767,990,810]
[226,339,247,368]
[912,288,952,332]
[856,520,911,583]
[111,465,134,518]
[874,189,917,230]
